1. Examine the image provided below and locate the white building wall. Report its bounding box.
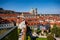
[18,21,26,29]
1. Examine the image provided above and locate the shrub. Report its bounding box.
[47,34,55,40]
[18,29,21,34]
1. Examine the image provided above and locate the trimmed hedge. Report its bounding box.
[1,27,18,40]
[36,38,47,40]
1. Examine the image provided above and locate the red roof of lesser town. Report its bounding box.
[0,17,12,24]
[0,13,60,26]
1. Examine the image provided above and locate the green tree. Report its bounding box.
[51,24,60,37]
[36,28,41,35]
[0,8,4,10]
[51,24,57,34]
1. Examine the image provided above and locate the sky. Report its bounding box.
[0,0,60,14]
